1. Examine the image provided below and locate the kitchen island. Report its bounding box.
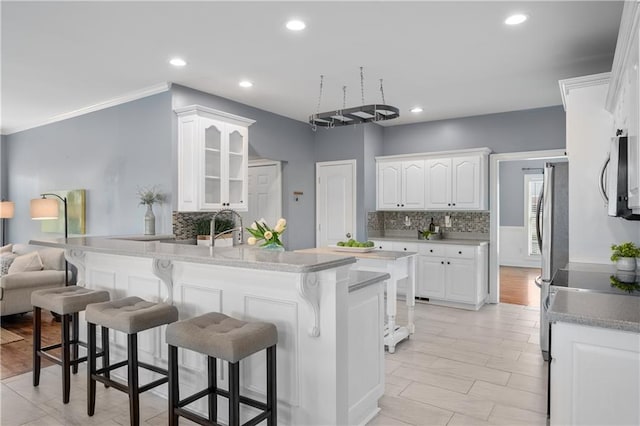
[30,236,389,426]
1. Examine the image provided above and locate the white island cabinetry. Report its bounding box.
[32,237,386,426]
[175,105,254,212]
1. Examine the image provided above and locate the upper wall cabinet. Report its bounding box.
[377,160,425,210]
[376,149,489,212]
[175,105,255,212]
[426,155,486,210]
[606,2,640,212]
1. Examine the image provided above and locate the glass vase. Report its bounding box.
[144,204,156,235]
[261,242,285,252]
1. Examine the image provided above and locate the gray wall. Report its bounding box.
[382,106,566,155]
[6,92,173,243]
[171,85,316,250]
[364,124,384,235]
[499,159,547,226]
[1,135,7,199]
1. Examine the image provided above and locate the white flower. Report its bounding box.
[258,218,266,225]
[264,231,273,240]
[251,222,258,230]
[247,237,257,245]
[274,218,286,233]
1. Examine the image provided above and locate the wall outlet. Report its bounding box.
[444,215,452,228]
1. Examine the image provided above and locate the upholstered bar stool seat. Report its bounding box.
[31,286,110,404]
[86,296,178,426]
[166,312,278,426]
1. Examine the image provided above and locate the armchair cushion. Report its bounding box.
[0,244,12,254]
[0,253,17,276]
[8,252,43,274]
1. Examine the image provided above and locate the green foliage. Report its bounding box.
[610,242,640,261]
[214,218,235,234]
[137,185,166,206]
[194,219,211,236]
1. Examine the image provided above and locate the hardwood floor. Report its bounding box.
[0,311,61,380]
[499,266,541,307]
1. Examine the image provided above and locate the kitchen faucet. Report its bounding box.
[210,209,244,247]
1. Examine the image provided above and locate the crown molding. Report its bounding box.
[558,72,611,111]
[1,82,172,135]
[605,1,640,113]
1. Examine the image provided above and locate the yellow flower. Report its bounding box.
[264,231,273,240]
[274,218,286,233]
[247,237,257,245]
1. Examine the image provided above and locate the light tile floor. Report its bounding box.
[0,302,546,425]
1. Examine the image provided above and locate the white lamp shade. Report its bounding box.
[0,201,15,219]
[31,198,59,220]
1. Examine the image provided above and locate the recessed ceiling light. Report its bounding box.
[239,80,253,88]
[410,107,423,113]
[505,14,528,25]
[169,58,187,67]
[286,19,306,31]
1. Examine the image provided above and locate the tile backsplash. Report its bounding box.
[368,211,489,235]
[173,211,238,240]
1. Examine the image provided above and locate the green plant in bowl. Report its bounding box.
[610,242,640,261]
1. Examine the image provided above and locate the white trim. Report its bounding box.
[174,104,256,126]
[559,73,611,111]
[489,149,566,304]
[248,159,283,221]
[606,1,640,112]
[524,173,543,257]
[315,159,357,248]
[375,147,491,162]
[1,82,172,135]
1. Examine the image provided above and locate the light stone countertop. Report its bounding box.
[548,289,640,333]
[368,236,489,246]
[348,270,391,293]
[30,236,356,274]
[295,247,417,260]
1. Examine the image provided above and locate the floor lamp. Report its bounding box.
[31,193,68,284]
[0,200,15,246]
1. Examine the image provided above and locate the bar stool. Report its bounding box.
[165,312,278,426]
[85,296,178,426]
[31,286,110,403]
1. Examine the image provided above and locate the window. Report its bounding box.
[525,174,543,256]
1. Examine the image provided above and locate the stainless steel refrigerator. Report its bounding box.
[535,161,569,361]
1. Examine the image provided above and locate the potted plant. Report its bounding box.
[610,242,640,271]
[194,218,212,246]
[136,186,166,235]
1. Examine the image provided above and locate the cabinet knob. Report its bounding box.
[448,203,451,206]
[403,248,407,251]
[397,204,400,207]
[441,261,444,264]
[379,246,382,249]
[458,251,462,254]
[430,249,433,253]
[447,261,450,265]
[401,204,405,207]
[452,203,456,206]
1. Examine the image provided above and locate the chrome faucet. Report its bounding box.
[210,209,244,247]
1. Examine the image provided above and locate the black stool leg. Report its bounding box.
[229,361,240,426]
[208,356,217,422]
[72,312,79,374]
[33,307,41,387]
[267,345,277,426]
[62,314,71,404]
[128,333,140,426]
[101,326,110,386]
[168,345,179,426]
[87,322,97,416]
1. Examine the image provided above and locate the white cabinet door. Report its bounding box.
[451,156,481,210]
[627,32,640,211]
[445,258,476,303]
[418,256,446,298]
[370,240,392,251]
[402,160,425,209]
[176,105,254,212]
[377,162,402,210]
[425,158,452,209]
[551,322,640,426]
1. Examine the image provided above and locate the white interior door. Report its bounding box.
[316,160,356,247]
[242,161,282,241]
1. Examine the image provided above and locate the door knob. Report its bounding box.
[346,233,351,238]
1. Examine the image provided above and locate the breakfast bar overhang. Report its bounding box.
[30,237,389,426]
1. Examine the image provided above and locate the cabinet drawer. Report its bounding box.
[445,245,476,259]
[370,240,392,251]
[392,242,419,253]
[418,244,445,257]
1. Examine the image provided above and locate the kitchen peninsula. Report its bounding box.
[30,236,388,426]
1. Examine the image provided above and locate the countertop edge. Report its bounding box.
[348,271,391,293]
[30,238,357,274]
[369,236,489,246]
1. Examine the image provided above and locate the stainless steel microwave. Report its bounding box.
[600,135,640,220]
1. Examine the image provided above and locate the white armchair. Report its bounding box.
[0,245,66,316]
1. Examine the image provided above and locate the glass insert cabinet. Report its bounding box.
[175,105,255,211]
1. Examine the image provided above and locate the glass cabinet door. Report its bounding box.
[203,122,223,206]
[227,128,246,205]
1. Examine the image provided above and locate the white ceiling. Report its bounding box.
[1,1,624,135]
